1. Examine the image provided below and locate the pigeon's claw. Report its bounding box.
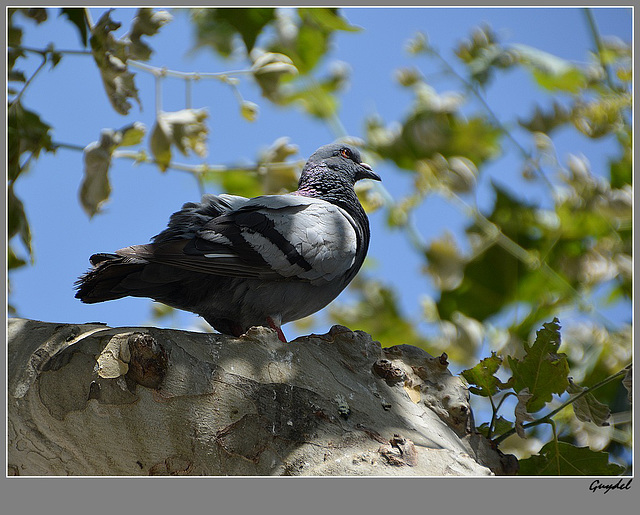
[267,316,287,343]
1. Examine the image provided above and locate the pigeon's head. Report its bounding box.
[304,143,381,186]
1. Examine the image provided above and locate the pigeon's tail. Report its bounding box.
[75,253,149,303]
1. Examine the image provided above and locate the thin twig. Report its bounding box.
[11,45,92,56]
[52,141,86,152]
[128,59,254,80]
[9,54,48,109]
[493,368,628,445]
[112,149,305,177]
[583,8,616,91]
[427,46,554,189]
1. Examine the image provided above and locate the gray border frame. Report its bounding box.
[2,2,636,514]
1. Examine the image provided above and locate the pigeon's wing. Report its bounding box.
[118,195,360,284]
[152,193,250,243]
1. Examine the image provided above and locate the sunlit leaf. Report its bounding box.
[461,353,510,397]
[128,8,173,61]
[240,101,259,122]
[514,43,586,93]
[251,52,298,101]
[150,109,209,171]
[118,122,147,147]
[571,93,631,138]
[217,169,263,199]
[280,74,344,119]
[80,123,147,217]
[368,106,501,170]
[81,132,115,217]
[406,31,429,55]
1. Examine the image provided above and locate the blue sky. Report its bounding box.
[9,7,632,343]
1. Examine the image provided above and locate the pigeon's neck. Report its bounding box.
[296,181,364,219]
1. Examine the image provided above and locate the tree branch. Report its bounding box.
[493,368,629,445]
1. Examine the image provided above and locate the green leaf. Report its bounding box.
[280,77,340,119]
[609,136,632,188]
[190,8,236,57]
[518,101,571,134]
[8,102,54,182]
[329,277,430,351]
[571,92,631,139]
[81,133,115,217]
[21,8,48,24]
[406,31,429,55]
[90,10,141,115]
[60,8,89,46]
[128,8,173,61]
[425,231,466,291]
[240,101,259,122]
[118,122,147,147]
[207,138,302,198]
[532,67,585,93]
[299,8,362,33]
[295,22,331,74]
[149,109,209,171]
[456,25,515,86]
[251,52,299,102]
[436,183,574,328]
[518,441,625,476]
[567,379,611,426]
[269,9,358,75]
[191,8,275,56]
[368,106,501,171]
[8,70,26,83]
[214,169,263,199]
[514,43,586,93]
[80,123,146,217]
[492,416,514,437]
[8,245,27,270]
[477,416,513,439]
[462,353,510,397]
[508,318,570,413]
[7,187,33,258]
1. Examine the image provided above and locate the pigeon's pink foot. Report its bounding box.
[267,316,287,343]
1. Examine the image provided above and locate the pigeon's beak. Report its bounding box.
[357,162,381,182]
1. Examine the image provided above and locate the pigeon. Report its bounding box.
[75,143,381,342]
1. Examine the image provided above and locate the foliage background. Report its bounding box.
[8,7,632,473]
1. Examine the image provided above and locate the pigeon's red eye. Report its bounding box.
[340,148,351,159]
